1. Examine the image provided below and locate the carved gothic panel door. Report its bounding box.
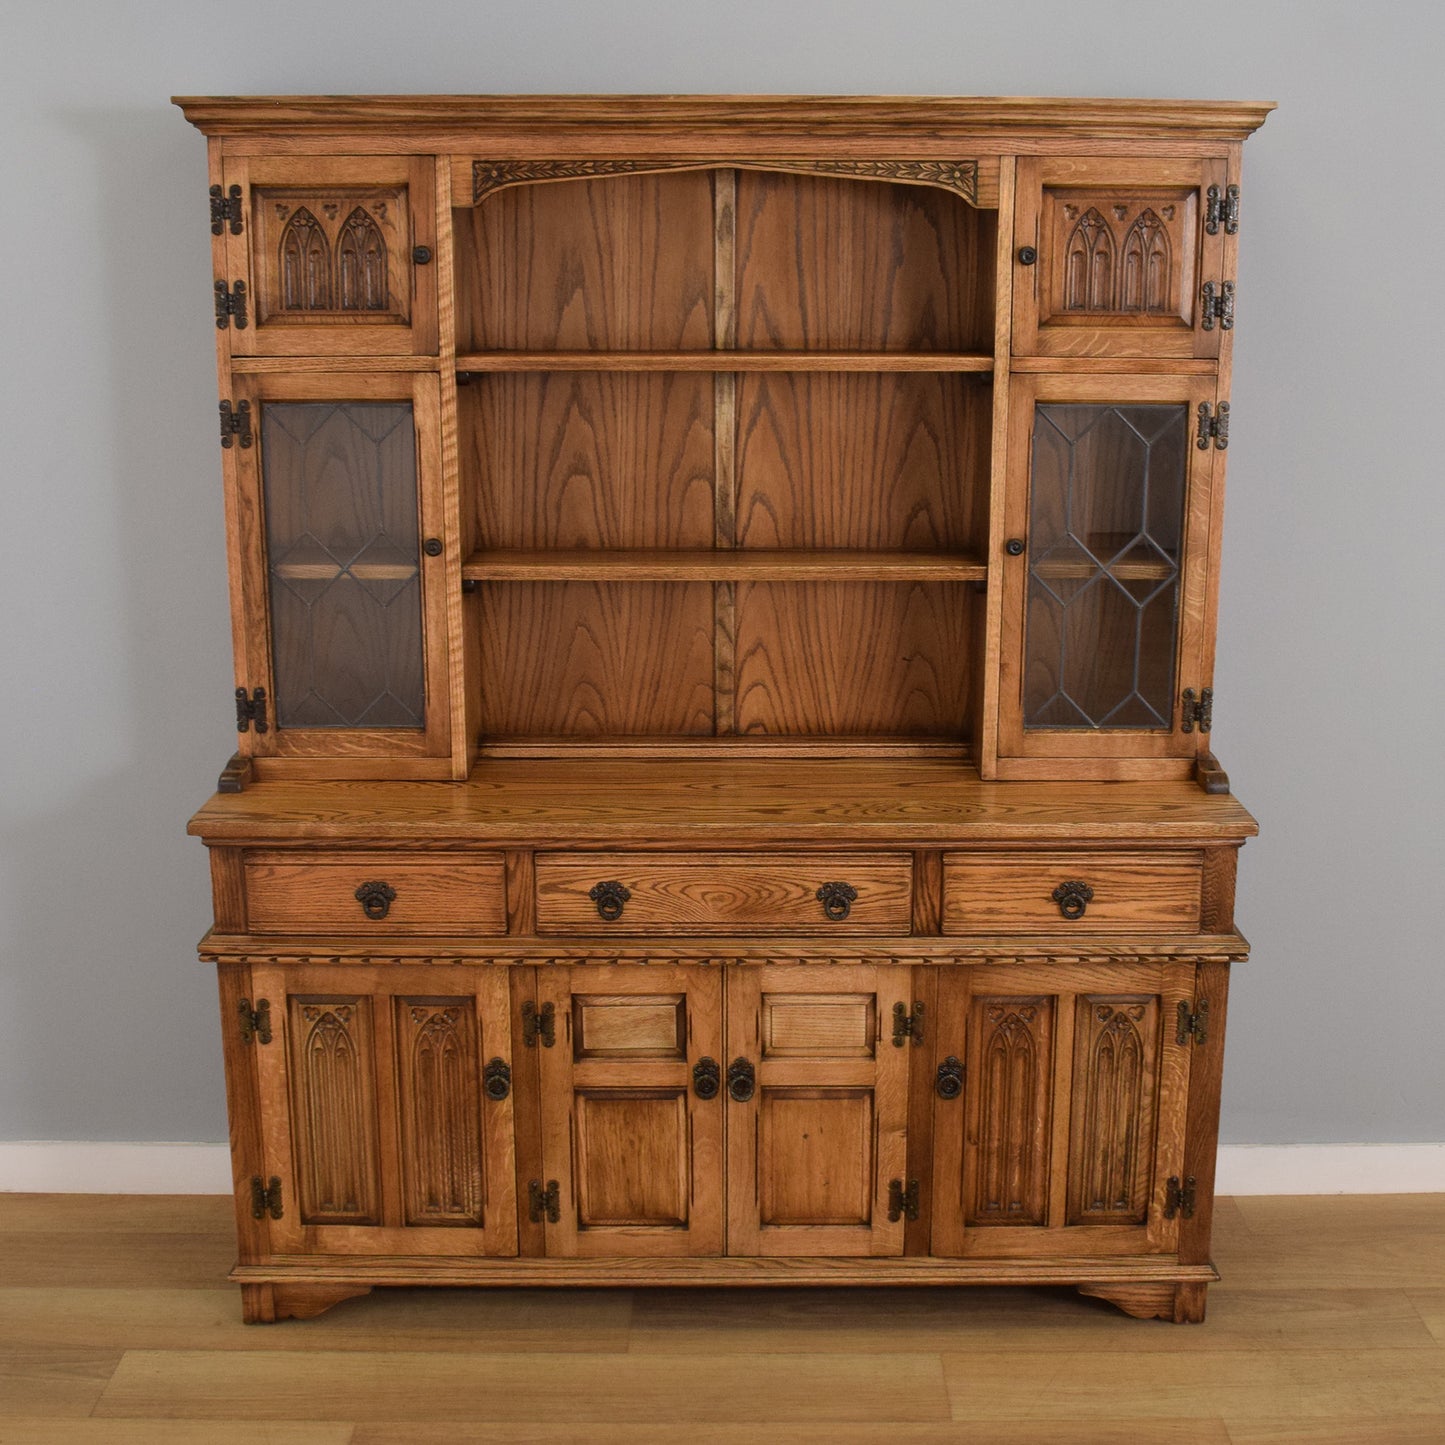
[1013,157,1232,358]
[217,155,437,356]
[535,966,725,1257]
[725,964,912,1256]
[930,962,1193,1258]
[250,965,517,1257]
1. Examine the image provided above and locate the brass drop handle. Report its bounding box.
[483,1058,511,1101]
[692,1057,721,1100]
[354,880,396,920]
[589,880,631,921]
[816,881,858,921]
[1052,880,1094,921]
[726,1057,756,1102]
[935,1056,963,1099]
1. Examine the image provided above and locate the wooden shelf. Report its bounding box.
[1031,560,1177,582]
[271,562,418,582]
[455,351,995,374]
[461,549,989,583]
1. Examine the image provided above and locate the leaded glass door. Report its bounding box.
[227,372,452,770]
[998,373,1220,767]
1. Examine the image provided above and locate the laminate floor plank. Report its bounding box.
[352,1424,1231,1444]
[941,1347,1445,1422]
[1406,1288,1445,1346]
[0,1347,120,1419]
[1223,1420,1445,1444]
[0,1230,233,1289]
[0,1286,633,1354]
[0,1425,354,1445]
[628,1283,1437,1353]
[94,1349,952,1424]
[0,1193,232,1235]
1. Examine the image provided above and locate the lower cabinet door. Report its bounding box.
[930,962,1193,1258]
[726,964,912,1256]
[535,966,725,1257]
[251,964,517,1257]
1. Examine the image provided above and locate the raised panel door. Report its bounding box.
[535,966,724,1256]
[1012,157,1229,358]
[726,964,911,1256]
[220,155,437,356]
[930,962,1193,1258]
[250,965,517,1257]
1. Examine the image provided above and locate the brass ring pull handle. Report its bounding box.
[726,1057,756,1102]
[589,880,631,921]
[1052,880,1094,921]
[354,881,396,921]
[816,881,858,921]
[935,1055,963,1100]
[483,1057,511,1101]
[692,1057,721,1100]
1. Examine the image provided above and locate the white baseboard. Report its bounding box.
[2,1141,1443,1196]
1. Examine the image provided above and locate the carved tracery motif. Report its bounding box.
[401,1004,483,1224]
[278,207,331,311]
[970,1001,1049,1225]
[1063,207,1117,311]
[337,207,389,311]
[294,1002,377,1221]
[1121,209,1172,312]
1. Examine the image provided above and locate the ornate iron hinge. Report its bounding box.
[1200,279,1235,331]
[1196,401,1230,450]
[521,999,555,1048]
[528,1178,561,1224]
[1164,1175,1197,1220]
[214,278,248,330]
[238,997,271,1046]
[1180,687,1213,735]
[219,399,252,449]
[250,1175,283,1220]
[1204,183,1241,236]
[891,1000,925,1048]
[235,686,268,734]
[209,183,243,235]
[887,1178,921,1222]
[1176,999,1210,1046]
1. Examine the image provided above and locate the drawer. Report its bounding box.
[244,852,507,934]
[941,850,1202,934]
[534,853,913,934]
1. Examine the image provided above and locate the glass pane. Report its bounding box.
[1023,403,1185,731]
[261,402,424,729]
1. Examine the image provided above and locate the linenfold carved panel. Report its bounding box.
[967,996,1054,1226]
[396,1000,485,1226]
[1067,996,1161,1225]
[287,996,381,1224]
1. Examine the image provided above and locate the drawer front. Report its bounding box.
[245,852,507,934]
[941,851,1202,934]
[534,853,913,934]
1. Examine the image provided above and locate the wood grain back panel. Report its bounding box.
[473,581,716,737]
[734,582,977,737]
[460,372,717,548]
[735,374,989,550]
[454,172,716,351]
[735,172,994,351]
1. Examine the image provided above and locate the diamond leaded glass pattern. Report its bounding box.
[261,402,424,729]
[1023,404,1186,731]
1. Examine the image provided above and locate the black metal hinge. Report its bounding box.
[250,1175,283,1220]
[1200,279,1235,331]
[1205,183,1240,236]
[521,999,555,1048]
[1196,401,1229,451]
[219,399,252,449]
[528,1178,561,1224]
[214,278,248,330]
[891,1000,925,1048]
[209,183,243,235]
[1180,687,1213,735]
[238,997,271,1046]
[1176,999,1210,1046]
[235,686,268,734]
[1164,1175,1197,1220]
[887,1178,921,1222]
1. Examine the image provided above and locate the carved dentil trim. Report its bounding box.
[200,949,1248,967]
[473,157,979,204]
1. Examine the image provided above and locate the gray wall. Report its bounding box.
[2,0,1440,1147]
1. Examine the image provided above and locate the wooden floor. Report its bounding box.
[0,1195,1442,1442]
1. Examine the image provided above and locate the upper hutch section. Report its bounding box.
[179,96,1271,785]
